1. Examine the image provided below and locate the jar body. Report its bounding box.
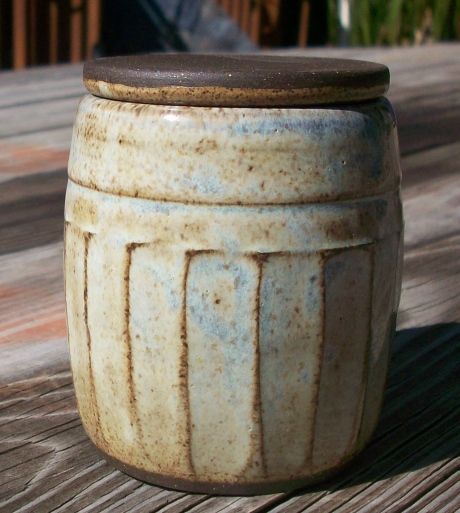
[65,95,403,494]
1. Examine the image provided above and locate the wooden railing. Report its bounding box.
[1,0,311,70]
[1,0,101,69]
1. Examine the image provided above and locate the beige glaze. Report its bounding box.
[65,95,403,494]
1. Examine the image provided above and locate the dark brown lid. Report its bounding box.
[84,53,389,107]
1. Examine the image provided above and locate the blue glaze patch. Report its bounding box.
[179,166,225,195]
[259,254,321,382]
[187,254,258,390]
[143,259,181,311]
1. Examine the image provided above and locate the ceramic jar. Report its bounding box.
[65,55,403,494]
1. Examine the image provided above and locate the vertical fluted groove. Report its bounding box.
[253,254,267,477]
[312,244,374,468]
[305,251,327,468]
[355,244,376,447]
[187,249,264,477]
[182,250,196,475]
[83,231,107,446]
[124,243,144,442]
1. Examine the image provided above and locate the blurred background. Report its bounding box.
[1,0,459,69]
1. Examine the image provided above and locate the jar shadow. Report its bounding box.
[292,322,460,496]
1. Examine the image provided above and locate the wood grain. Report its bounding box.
[0,45,459,512]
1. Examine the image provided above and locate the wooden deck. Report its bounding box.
[0,45,459,512]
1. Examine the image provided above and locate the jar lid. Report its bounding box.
[84,53,389,107]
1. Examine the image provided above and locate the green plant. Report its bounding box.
[328,0,460,45]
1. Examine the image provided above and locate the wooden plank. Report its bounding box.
[0,65,83,115]
[0,241,65,355]
[0,170,66,255]
[13,0,27,69]
[85,0,100,60]
[70,0,83,63]
[49,0,59,64]
[0,96,79,140]
[0,81,82,110]
[28,0,37,66]
[0,126,72,155]
[0,2,3,68]
[231,0,241,24]
[0,338,68,386]
[394,469,460,513]
[55,0,71,63]
[0,140,69,181]
[351,459,459,513]
[240,0,251,34]
[0,63,82,88]
[298,0,310,47]
[249,1,261,44]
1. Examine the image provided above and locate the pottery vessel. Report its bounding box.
[65,55,403,494]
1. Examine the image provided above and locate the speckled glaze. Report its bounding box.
[83,54,390,107]
[65,94,403,494]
